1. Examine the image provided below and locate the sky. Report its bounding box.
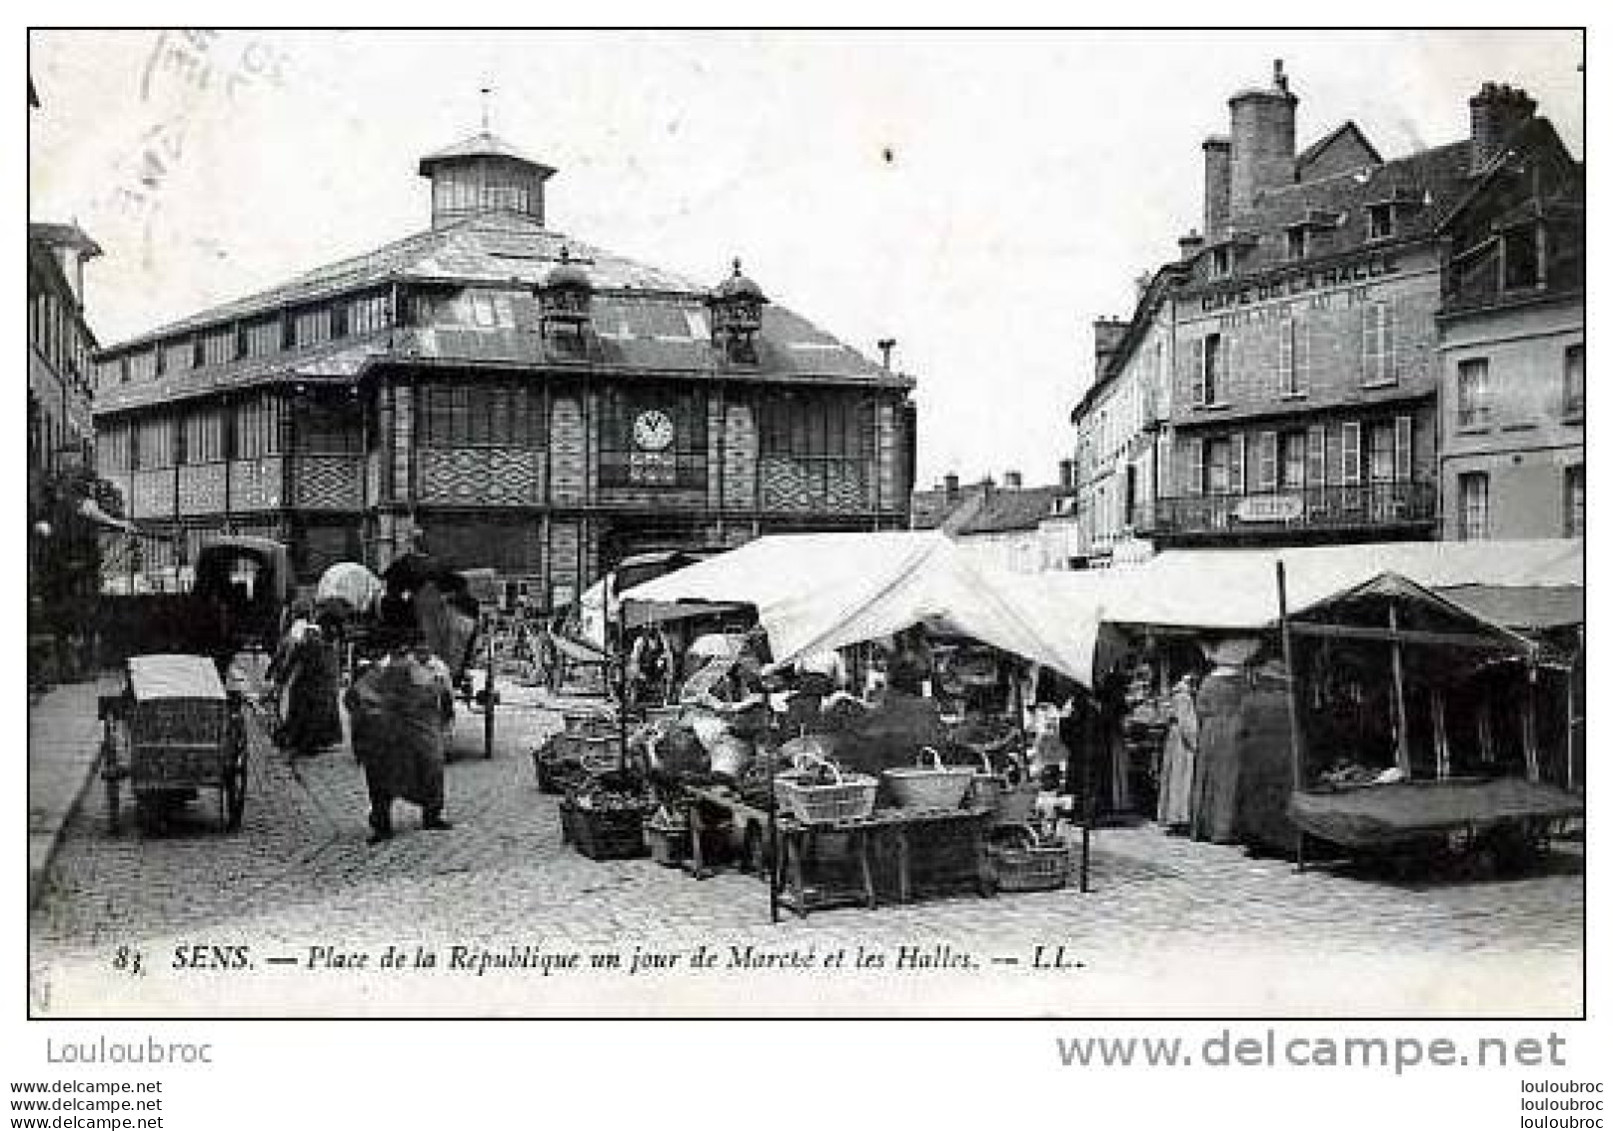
[28,29,1584,489]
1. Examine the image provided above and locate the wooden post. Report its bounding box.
[1523,656,1540,783]
[1431,688,1450,780]
[1275,560,1307,805]
[615,576,629,774]
[1387,602,1412,777]
[482,620,495,759]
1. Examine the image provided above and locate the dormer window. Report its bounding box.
[707,259,768,365]
[536,247,594,357]
[1367,203,1395,240]
[1501,222,1543,290]
[1286,227,1308,261]
[1210,246,1232,278]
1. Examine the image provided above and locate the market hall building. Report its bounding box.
[1071,64,1584,556]
[91,132,918,604]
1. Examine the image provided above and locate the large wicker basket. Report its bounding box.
[884,747,977,811]
[776,755,877,825]
[988,825,1072,893]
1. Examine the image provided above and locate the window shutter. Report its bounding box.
[1307,424,1327,487]
[1257,431,1278,490]
[1394,415,1412,482]
[1229,434,1246,495]
[1278,316,1294,395]
[1190,338,1206,406]
[1381,302,1395,383]
[1341,422,1362,485]
[1185,436,1203,495]
[1296,320,1311,393]
[1360,306,1371,382]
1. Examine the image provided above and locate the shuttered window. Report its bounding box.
[1340,422,1362,485]
[1184,437,1203,495]
[1306,425,1327,487]
[234,393,285,458]
[181,406,225,464]
[1281,432,1306,488]
[1256,431,1279,491]
[1189,337,1207,406]
[1362,301,1395,385]
[420,383,545,449]
[1368,422,1396,483]
[243,317,282,358]
[1227,435,1245,495]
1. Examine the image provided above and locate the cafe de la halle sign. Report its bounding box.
[1195,250,1402,314]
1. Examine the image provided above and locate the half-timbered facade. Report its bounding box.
[92,133,917,602]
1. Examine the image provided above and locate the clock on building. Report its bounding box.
[632,409,675,452]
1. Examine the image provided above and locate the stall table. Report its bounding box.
[775,806,995,917]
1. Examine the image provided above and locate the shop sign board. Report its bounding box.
[1235,494,1303,523]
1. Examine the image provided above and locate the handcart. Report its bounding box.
[99,654,248,835]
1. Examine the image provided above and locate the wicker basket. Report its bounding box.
[989,826,1071,893]
[776,755,877,825]
[644,811,691,867]
[884,747,977,811]
[561,798,649,860]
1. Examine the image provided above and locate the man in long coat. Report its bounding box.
[345,635,455,844]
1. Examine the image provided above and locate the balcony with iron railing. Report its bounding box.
[1142,480,1438,539]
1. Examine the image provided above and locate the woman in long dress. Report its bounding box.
[276,622,344,757]
[1190,661,1250,843]
[1156,673,1200,833]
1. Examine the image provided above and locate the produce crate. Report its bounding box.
[560,799,649,861]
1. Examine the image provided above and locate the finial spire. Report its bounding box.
[732,257,743,277]
[480,85,492,133]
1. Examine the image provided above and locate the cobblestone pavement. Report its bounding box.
[28,689,1584,1017]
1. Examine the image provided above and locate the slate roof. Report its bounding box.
[97,210,905,413]
[1184,138,1475,284]
[416,130,554,175]
[1293,120,1383,179]
[911,482,1070,536]
[954,485,1070,536]
[910,483,989,533]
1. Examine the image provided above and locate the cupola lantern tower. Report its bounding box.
[418,130,556,229]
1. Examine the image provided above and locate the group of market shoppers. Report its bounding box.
[265,600,456,846]
[1154,642,1296,853]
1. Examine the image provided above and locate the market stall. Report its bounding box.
[617,531,1108,918]
[1277,568,1583,871]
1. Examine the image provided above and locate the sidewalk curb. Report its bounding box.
[28,683,104,913]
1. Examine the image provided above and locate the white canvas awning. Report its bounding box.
[622,531,1107,686]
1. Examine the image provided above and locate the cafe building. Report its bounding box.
[1074,64,1579,552]
[92,131,918,603]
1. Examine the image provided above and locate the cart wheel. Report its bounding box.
[224,721,248,832]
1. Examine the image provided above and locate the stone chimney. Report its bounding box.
[1202,136,1231,239]
[1004,470,1023,490]
[1469,82,1537,175]
[1178,230,1205,260]
[1093,317,1128,376]
[1228,60,1298,224]
[943,473,960,503]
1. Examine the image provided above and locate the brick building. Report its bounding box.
[1071,63,1581,552]
[91,132,917,601]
